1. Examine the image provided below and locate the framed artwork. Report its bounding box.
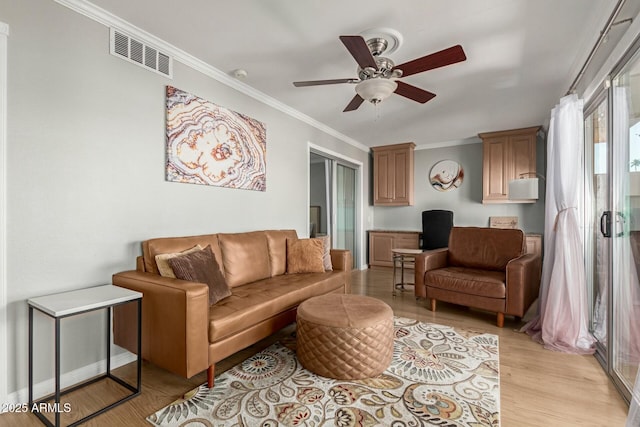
[165,86,267,191]
[489,216,519,229]
[429,160,464,191]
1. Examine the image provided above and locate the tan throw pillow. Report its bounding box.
[168,245,232,305]
[287,238,325,274]
[313,235,333,271]
[155,244,203,278]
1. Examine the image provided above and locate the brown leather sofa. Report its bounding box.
[415,226,540,327]
[112,229,352,387]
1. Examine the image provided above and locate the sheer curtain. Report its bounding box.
[522,94,596,354]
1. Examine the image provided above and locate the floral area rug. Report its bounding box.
[147,317,500,426]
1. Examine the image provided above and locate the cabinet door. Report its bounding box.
[392,149,414,205]
[510,134,536,184]
[394,233,420,250]
[373,151,394,204]
[372,143,415,206]
[482,137,508,201]
[368,232,420,267]
[481,127,539,204]
[369,232,394,266]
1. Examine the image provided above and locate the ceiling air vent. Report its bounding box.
[110,28,173,78]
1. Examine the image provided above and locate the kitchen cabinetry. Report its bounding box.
[479,126,540,203]
[368,230,420,267]
[371,142,415,206]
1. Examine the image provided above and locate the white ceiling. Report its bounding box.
[89,0,619,149]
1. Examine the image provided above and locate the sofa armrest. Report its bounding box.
[505,253,541,316]
[112,270,209,378]
[414,248,449,299]
[330,249,352,271]
[330,249,352,294]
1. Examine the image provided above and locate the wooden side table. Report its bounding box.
[28,285,142,427]
[391,248,423,295]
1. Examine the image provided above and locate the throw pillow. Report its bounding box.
[168,245,232,305]
[313,235,333,271]
[287,238,325,274]
[155,244,203,278]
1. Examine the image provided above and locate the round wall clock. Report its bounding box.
[429,160,464,192]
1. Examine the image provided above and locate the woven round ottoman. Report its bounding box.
[296,294,394,380]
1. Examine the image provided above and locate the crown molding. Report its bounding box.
[53,0,369,153]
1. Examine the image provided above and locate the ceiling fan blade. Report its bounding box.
[394,45,466,77]
[339,35,377,69]
[394,81,436,103]
[343,94,365,112]
[293,78,358,87]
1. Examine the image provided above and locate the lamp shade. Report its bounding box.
[508,177,539,200]
[355,78,398,104]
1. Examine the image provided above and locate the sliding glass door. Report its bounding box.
[336,164,357,267]
[309,150,359,269]
[610,62,640,399]
[585,93,609,363]
[588,48,640,401]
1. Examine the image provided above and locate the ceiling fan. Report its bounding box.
[293,35,466,112]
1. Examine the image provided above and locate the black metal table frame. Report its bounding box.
[28,298,142,427]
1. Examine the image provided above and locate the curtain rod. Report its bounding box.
[566,0,627,95]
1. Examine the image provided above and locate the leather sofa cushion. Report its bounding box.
[265,230,298,276]
[208,271,345,343]
[218,231,271,288]
[425,266,506,299]
[143,234,223,275]
[447,227,524,271]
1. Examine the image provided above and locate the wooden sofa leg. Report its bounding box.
[430,298,436,312]
[496,312,505,328]
[207,364,215,388]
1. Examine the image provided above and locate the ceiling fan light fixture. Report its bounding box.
[355,78,398,104]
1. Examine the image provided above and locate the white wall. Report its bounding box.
[1,0,370,397]
[373,138,546,234]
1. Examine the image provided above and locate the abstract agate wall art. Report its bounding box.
[165,86,266,191]
[429,159,464,191]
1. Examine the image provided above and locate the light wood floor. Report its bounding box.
[1,267,629,426]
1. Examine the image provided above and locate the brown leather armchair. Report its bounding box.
[415,226,541,327]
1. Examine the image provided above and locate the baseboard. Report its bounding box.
[3,351,137,409]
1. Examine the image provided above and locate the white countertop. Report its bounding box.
[28,285,142,317]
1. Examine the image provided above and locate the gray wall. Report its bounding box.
[2,0,370,396]
[373,138,546,234]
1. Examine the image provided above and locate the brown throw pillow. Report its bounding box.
[287,238,325,274]
[168,245,231,305]
[313,235,333,271]
[155,244,203,278]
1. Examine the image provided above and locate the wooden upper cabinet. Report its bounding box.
[371,143,415,206]
[479,126,540,203]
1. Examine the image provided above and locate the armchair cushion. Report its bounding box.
[425,267,506,299]
[447,227,524,271]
